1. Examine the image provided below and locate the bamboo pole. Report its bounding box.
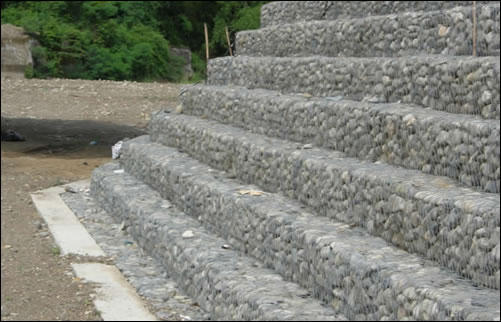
[225,26,233,56]
[204,23,209,62]
[472,1,477,56]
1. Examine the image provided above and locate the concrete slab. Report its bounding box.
[31,180,160,320]
[72,263,158,321]
[30,180,106,257]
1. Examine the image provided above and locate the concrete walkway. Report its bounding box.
[31,180,158,321]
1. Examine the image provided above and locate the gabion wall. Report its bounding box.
[149,113,500,290]
[261,1,498,27]
[240,4,500,57]
[117,137,501,321]
[91,162,341,321]
[179,85,500,193]
[208,56,500,119]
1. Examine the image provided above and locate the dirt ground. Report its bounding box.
[1,72,182,321]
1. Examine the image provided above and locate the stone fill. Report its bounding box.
[240,4,500,57]
[208,56,500,119]
[115,135,500,320]
[91,162,344,321]
[148,113,500,289]
[179,85,500,192]
[261,1,499,27]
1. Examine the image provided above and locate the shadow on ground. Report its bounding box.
[1,117,146,159]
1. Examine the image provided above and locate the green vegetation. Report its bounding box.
[1,1,268,82]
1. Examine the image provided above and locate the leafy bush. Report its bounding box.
[1,1,270,82]
[191,52,206,81]
[24,66,34,79]
[210,1,267,56]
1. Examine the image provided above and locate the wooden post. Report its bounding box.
[204,23,209,62]
[225,26,233,56]
[472,1,477,56]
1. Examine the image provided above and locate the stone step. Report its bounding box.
[117,135,501,321]
[148,113,500,290]
[261,1,497,27]
[179,85,500,193]
[207,55,500,119]
[60,182,210,321]
[90,162,343,321]
[241,4,500,57]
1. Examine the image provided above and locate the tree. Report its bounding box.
[1,1,269,82]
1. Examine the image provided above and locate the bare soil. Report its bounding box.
[1,72,181,321]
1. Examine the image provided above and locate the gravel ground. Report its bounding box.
[1,72,182,321]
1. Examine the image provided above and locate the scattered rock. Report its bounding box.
[64,186,77,194]
[1,129,25,141]
[438,24,450,37]
[300,144,313,149]
[238,190,265,196]
[118,221,126,232]
[112,140,124,160]
[402,113,417,126]
[182,230,194,239]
